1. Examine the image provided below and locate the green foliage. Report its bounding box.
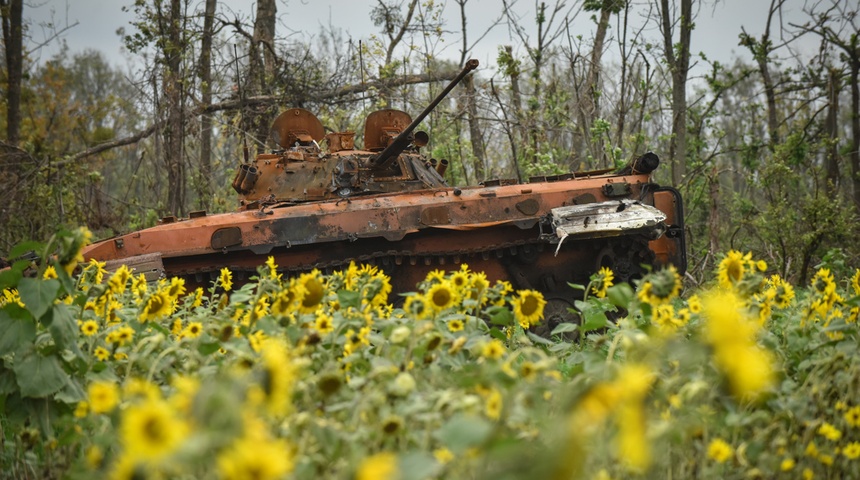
[2,229,860,478]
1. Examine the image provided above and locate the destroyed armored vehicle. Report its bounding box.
[83,59,686,325]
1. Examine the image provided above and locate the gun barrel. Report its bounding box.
[372,59,479,168]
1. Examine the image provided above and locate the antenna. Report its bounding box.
[233,44,249,164]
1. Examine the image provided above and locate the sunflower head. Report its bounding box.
[591,267,615,298]
[512,289,546,329]
[427,281,458,312]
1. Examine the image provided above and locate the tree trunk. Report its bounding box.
[165,0,185,216]
[659,0,692,187]
[581,5,612,131]
[463,73,485,181]
[1,0,24,145]
[825,68,840,196]
[198,0,217,211]
[251,0,277,149]
[850,52,860,209]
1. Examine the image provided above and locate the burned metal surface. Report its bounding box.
[83,57,687,322]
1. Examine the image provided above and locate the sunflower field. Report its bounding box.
[1,227,860,480]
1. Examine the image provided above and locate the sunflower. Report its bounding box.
[43,265,58,280]
[131,273,147,299]
[424,269,447,284]
[139,291,172,322]
[94,346,110,362]
[219,267,233,291]
[427,281,458,312]
[403,294,429,319]
[314,313,335,334]
[852,269,860,296]
[481,339,506,360]
[591,266,615,298]
[88,381,119,414]
[259,340,296,416]
[265,256,281,280]
[217,434,294,480]
[298,270,326,314]
[810,268,835,296]
[485,388,502,420]
[450,270,470,290]
[120,398,188,461]
[717,250,748,289]
[767,275,795,308]
[108,265,132,294]
[166,277,186,299]
[637,265,682,306]
[469,272,490,300]
[80,320,99,337]
[183,322,203,338]
[356,452,398,480]
[511,289,546,329]
[381,415,404,435]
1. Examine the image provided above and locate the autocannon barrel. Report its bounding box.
[372,59,479,169]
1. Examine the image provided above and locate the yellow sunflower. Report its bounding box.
[297,270,326,314]
[314,313,335,334]
[403,293,430,319]
[447,318,465,332]
[217,434,294,480]
[637,265,682,306]
[450,270,470,290]
[139,291,172,322]
[851,269,860,296]
[120,398,188,461]
[80,320,99,337]
[485,388,503,420]
[88,381,119,414]
[511,289,546,329]
[427,281,458,312]
[481,339,506,360]
[182,322,203,338]
[717,250,748,289]
[166,277,186,299]
[219,267,233,291]
[591,266,615,298]
[356,452,398,480]
[108,265,132,294]
[811,268,836,296]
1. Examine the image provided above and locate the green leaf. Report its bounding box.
[0,308,37,355]
[17,278,60,321]
[337,289,361,309]
[399,452,440,480]
[47,304,83,357]
[13,351,69,398]
[198,342,222,356]
[434,414,493,452]
[486,305,514,326]
[606,283,634,309]
[550,322,579,335]
[526,331,555,346]
[0,367,17,395]
[580,306,609,333]
[488,327,507,341]
[0,267,23,291]
[53,378,86,404]
[10,241,43,260]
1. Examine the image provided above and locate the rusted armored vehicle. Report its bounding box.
[83,59,685,324]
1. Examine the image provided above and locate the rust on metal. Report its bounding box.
[83,57,686,333]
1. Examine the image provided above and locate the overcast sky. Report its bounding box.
[25,0,817,77]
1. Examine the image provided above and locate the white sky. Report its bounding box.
[25,0,817,77]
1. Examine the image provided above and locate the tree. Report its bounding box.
[657,0,694,186]
[197,0,217,210]
[794,0,860,209]
[1,0,23,144]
